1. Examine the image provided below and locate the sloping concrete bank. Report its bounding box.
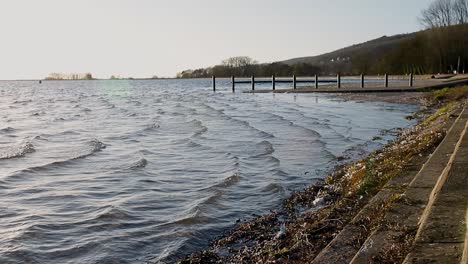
[317,105,467,264]
[403,106,467,263]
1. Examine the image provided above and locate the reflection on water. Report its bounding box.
[0,79,417,263]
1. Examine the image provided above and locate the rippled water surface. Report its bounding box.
[0,79,417,263]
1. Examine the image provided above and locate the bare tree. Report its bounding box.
[420,0,453,28]
[420,0,468,28]
[453,0,468,24]
[222,56,257,68]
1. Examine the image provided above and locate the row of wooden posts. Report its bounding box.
[212,73,415,92]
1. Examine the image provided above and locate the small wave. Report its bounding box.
[0,127,16,133]
[31,112,43,116]
[190,119,208,137]
[201,173,242,192]
[86,139,106,154]
[94,206,133,221]
[129,158,148,169]
[263,183,285,193]
[6,139,106,176]
[219,173,241,188]
[143,123,160,132]
[159,206,206,227]
[0,142,35,160]
[252,140,275,157]
[13,99,32,104]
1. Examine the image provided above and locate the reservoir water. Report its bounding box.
[0,79,417,263]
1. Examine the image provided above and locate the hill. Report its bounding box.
[282,33,413,65]
[281,33,416,75]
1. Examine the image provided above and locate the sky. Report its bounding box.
[0,0,433,79]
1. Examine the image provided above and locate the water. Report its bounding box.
[0,79,417,263]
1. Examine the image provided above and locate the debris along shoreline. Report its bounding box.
[179,87,468,264]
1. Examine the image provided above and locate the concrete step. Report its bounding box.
[403,109,467,264]
[312,104,467,264]
[350,105,468,264]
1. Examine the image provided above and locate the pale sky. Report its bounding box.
[0,0,432,79]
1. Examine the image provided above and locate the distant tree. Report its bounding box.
[84,73,93,80]
[222,56,257,68]
[420,0,468,28]
[453,0,468,24]
[420,0,454,28]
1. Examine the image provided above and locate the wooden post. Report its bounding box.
[251,75,255,91]
[360,74,365,88]
[272,75,276,91]
[231,76,235,92]
[409,73,414,87]
[315,74,318,89]
[337,74,341,89]
[212,76,216,92]
[384,74,389,88]
[293,75,297,90]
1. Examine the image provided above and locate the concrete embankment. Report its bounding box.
[313,104,468,264]
[403,106,467,263]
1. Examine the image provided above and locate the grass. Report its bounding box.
[420,86,468,126]
[432,86,468,101]
[421,102,454,126]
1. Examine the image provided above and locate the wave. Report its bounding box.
[0,142,35,160]
[13,99,32,104]
[199,173,242,193]
[128,158,148,169]
[251,140,275,157]
[159,206,206,227]
[142,122,160,132]
[86,139,106,154]
[215,173,241,189]
[190,119,208,138]
[5,139,106,177]
[262,183,285,193]
[94,205,134,221]
[200,102,275,139]
[0,127,16,133]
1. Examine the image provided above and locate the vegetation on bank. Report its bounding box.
[179,86,468,263]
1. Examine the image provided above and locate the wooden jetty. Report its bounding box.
[211,74,468,93]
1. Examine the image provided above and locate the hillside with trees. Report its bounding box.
[177,0,468,78]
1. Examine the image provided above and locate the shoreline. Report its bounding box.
[179,87,468,263]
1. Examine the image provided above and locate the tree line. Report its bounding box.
[46,73,93,80]
[177,56,321,78]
